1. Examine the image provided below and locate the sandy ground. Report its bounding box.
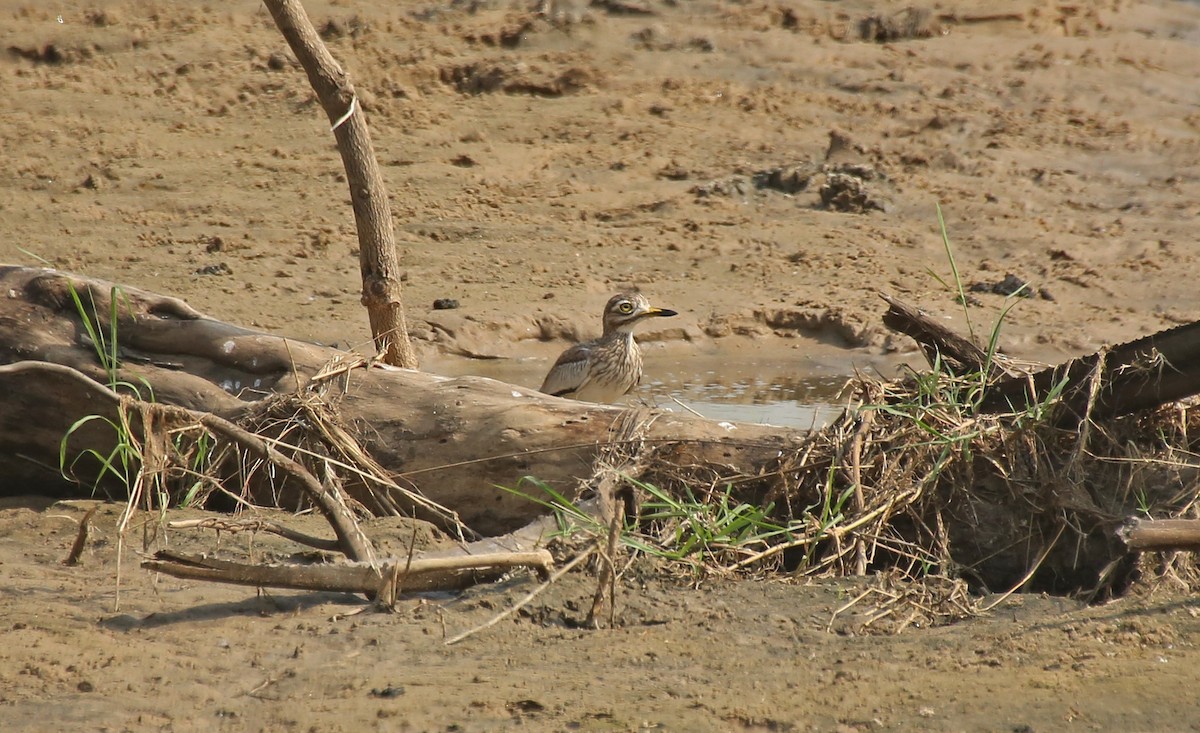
[3,0,1200,729]
[3,498,1200,732]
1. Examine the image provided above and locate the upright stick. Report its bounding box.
[262,0,418,369]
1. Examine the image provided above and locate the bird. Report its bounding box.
[540,292,678,403]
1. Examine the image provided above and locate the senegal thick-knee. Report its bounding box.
[540,292,677,403]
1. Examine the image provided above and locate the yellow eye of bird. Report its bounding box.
[618,302,634,314]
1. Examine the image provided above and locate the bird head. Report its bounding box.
[602,292,678,335]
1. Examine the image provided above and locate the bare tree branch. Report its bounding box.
[143,548,554,597]
[262,0,418,368]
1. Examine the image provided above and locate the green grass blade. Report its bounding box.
[936,202,977,345]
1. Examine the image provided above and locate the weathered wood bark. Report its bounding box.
[262,0,417,369]
[880,293,1014,380]
[882,292,1200,422]
[0,266,801,535]
[1119,518,1200,553]
[979,321,1200,421]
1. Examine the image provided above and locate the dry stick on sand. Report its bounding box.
[143,548,554,599]
[62,505,99,566]
[841,409,875,576]
[261,0,417,369]
[587,475,625,629]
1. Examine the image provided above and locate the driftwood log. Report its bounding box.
[880,293,1015,381]
[0,265,800,535]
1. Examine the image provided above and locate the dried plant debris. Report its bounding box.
[440,62,597,96]
[8,43,99,64]
[819,170,886,212]
[692,159,888,212]
[752,165,815,195]
[630,26,715,52]
[615,368,1200,604]
[828,572,976,635]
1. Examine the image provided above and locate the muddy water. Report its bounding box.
[429,353,849,428]
[643,357,848,428]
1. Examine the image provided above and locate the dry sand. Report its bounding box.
[2,0,1199,729]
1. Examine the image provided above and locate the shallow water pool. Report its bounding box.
[430,354,853,430]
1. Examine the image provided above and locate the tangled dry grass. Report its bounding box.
[627,365,1200,609]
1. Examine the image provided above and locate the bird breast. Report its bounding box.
[574,332,643,403]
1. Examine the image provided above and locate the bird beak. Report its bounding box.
[647,307,678,318]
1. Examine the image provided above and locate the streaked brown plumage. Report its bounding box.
[539,292,677,403]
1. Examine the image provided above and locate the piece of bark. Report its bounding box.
[880,293,1009,379]
[262,0,417,369]
[1118,518,1200,552]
